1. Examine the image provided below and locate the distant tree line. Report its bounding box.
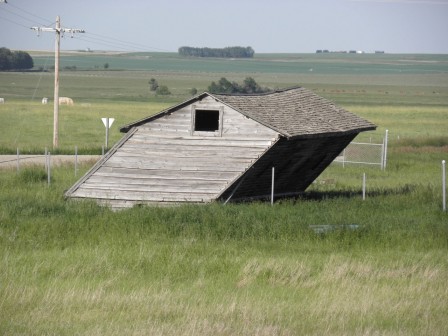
[208,77,271,94]
[178,46,255,58]
[0,47,34,70]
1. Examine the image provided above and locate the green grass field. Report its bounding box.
[0,100,168,153]
[0,155,447,335]
[1,52,447,335]
[1,52,447,153]
[0,100,446,154]
[31,52,448,75]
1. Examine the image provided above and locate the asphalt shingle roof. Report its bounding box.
[212,87,376,138]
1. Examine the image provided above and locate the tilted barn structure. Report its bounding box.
[65,87,376,209]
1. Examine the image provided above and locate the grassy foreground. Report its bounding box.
[0,152,447,335]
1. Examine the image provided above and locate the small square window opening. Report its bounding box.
[195,110,220,132]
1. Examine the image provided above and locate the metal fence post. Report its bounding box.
[16,148,20,173]
[47,152,51,186]
[271,167,275,206]
[105,118,109,150]
[383,129,389,170]
[362,173,366,200]
[443,160,446,212]
[75,145,78,176]
[44,147,48,170]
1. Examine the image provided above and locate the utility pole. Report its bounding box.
[31,17,84,148]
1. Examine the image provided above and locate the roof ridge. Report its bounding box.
[210,86,303,97]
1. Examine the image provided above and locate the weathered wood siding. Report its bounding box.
[68,97,279,209]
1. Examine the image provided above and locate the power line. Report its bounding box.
[74,34,159,52]
[72,32,171,52]
[75,35,142,52]
[1,2,169,53]
[7,1,53,26]
[0,1,54,35]
[0,14,29,29]
[1,6,42,25]
[1,1,170,52]
[86,32,170,52]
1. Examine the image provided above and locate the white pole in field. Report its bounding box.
[271,167,275,206]
[47,152,51,186]
[105,118,109,150]
[443,160,446,212]
[16,148,19,172]
[75,146,78,176]
[102,118,115,151]
[362,173,366,200]
[383,129,389,170]
[342,149,346,168]
[44,147,48,170]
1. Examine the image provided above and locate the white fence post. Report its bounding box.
[75,146,78,176]
[443,160,446,212]
[362,173,366,200]
[271,167,275,206]
[47,152,51,186]
[16,148,20,173]
[44,147,48,170]
[383,129,389,170]
[106,118,109,150]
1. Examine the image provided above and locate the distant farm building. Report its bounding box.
[65,87,376,209]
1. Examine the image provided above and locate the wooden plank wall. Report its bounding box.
[69,96,279,209]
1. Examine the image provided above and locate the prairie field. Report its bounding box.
[0,52,447,335]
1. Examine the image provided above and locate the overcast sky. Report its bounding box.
[1,0,447,53]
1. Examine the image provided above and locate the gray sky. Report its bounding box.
[1,0,447,53]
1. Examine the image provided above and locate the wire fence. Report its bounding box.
[333,130,388,169]
[0,146,102,184]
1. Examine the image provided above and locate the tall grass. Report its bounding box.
[1,156,446,250]
[1,152,447,335]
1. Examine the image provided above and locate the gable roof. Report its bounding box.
[213,87,376,138]
[120,87,376,138]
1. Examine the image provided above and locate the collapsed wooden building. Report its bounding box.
[65,87,376,209]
